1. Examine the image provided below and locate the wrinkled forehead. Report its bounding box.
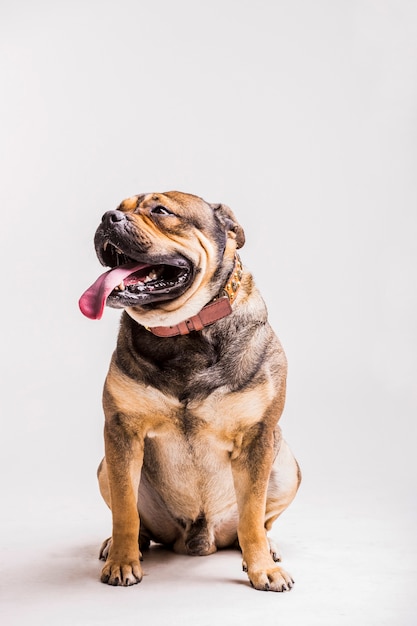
[118,191,212,219]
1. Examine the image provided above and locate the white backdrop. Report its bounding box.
[1,1,416,624]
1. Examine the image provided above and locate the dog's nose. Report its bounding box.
[101,210,126,228]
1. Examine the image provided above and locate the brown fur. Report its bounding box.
[92,191,301,590]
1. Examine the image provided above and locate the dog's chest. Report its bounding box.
[144,379,274,444]
[107,365,275,511]
[140,382,274,511]
[142,401,239,521]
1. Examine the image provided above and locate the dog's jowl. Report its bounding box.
[79,191,301,591]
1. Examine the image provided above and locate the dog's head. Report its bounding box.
[79,191,245,327]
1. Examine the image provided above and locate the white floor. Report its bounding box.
[1,476,415,626]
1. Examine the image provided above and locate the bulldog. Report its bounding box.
[79,191,301,591]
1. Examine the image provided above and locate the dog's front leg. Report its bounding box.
[232,427,294,592]
[100,417,144,586]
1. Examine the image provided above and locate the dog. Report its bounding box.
[79,191,301,591]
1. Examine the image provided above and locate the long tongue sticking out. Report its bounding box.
[79,262,149,320]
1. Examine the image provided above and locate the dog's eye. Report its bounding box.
[151,205,173,216]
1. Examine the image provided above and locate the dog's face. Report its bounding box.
[82,191,245,327]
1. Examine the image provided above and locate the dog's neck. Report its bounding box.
[145,255,243,337]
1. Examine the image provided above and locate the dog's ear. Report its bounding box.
[211,203,245,249]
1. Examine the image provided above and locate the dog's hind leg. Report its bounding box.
[265,437,301,530]
[97,458,111,508]
[263,437,301,564]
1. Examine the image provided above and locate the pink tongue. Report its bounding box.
[79,262,148,320]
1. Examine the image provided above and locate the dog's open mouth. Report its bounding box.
[79,241,193,320]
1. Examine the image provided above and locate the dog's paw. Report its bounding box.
[100,559,143,586]
[267,537,282,562]
[99,537,112,561]
[246,563,294,592]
